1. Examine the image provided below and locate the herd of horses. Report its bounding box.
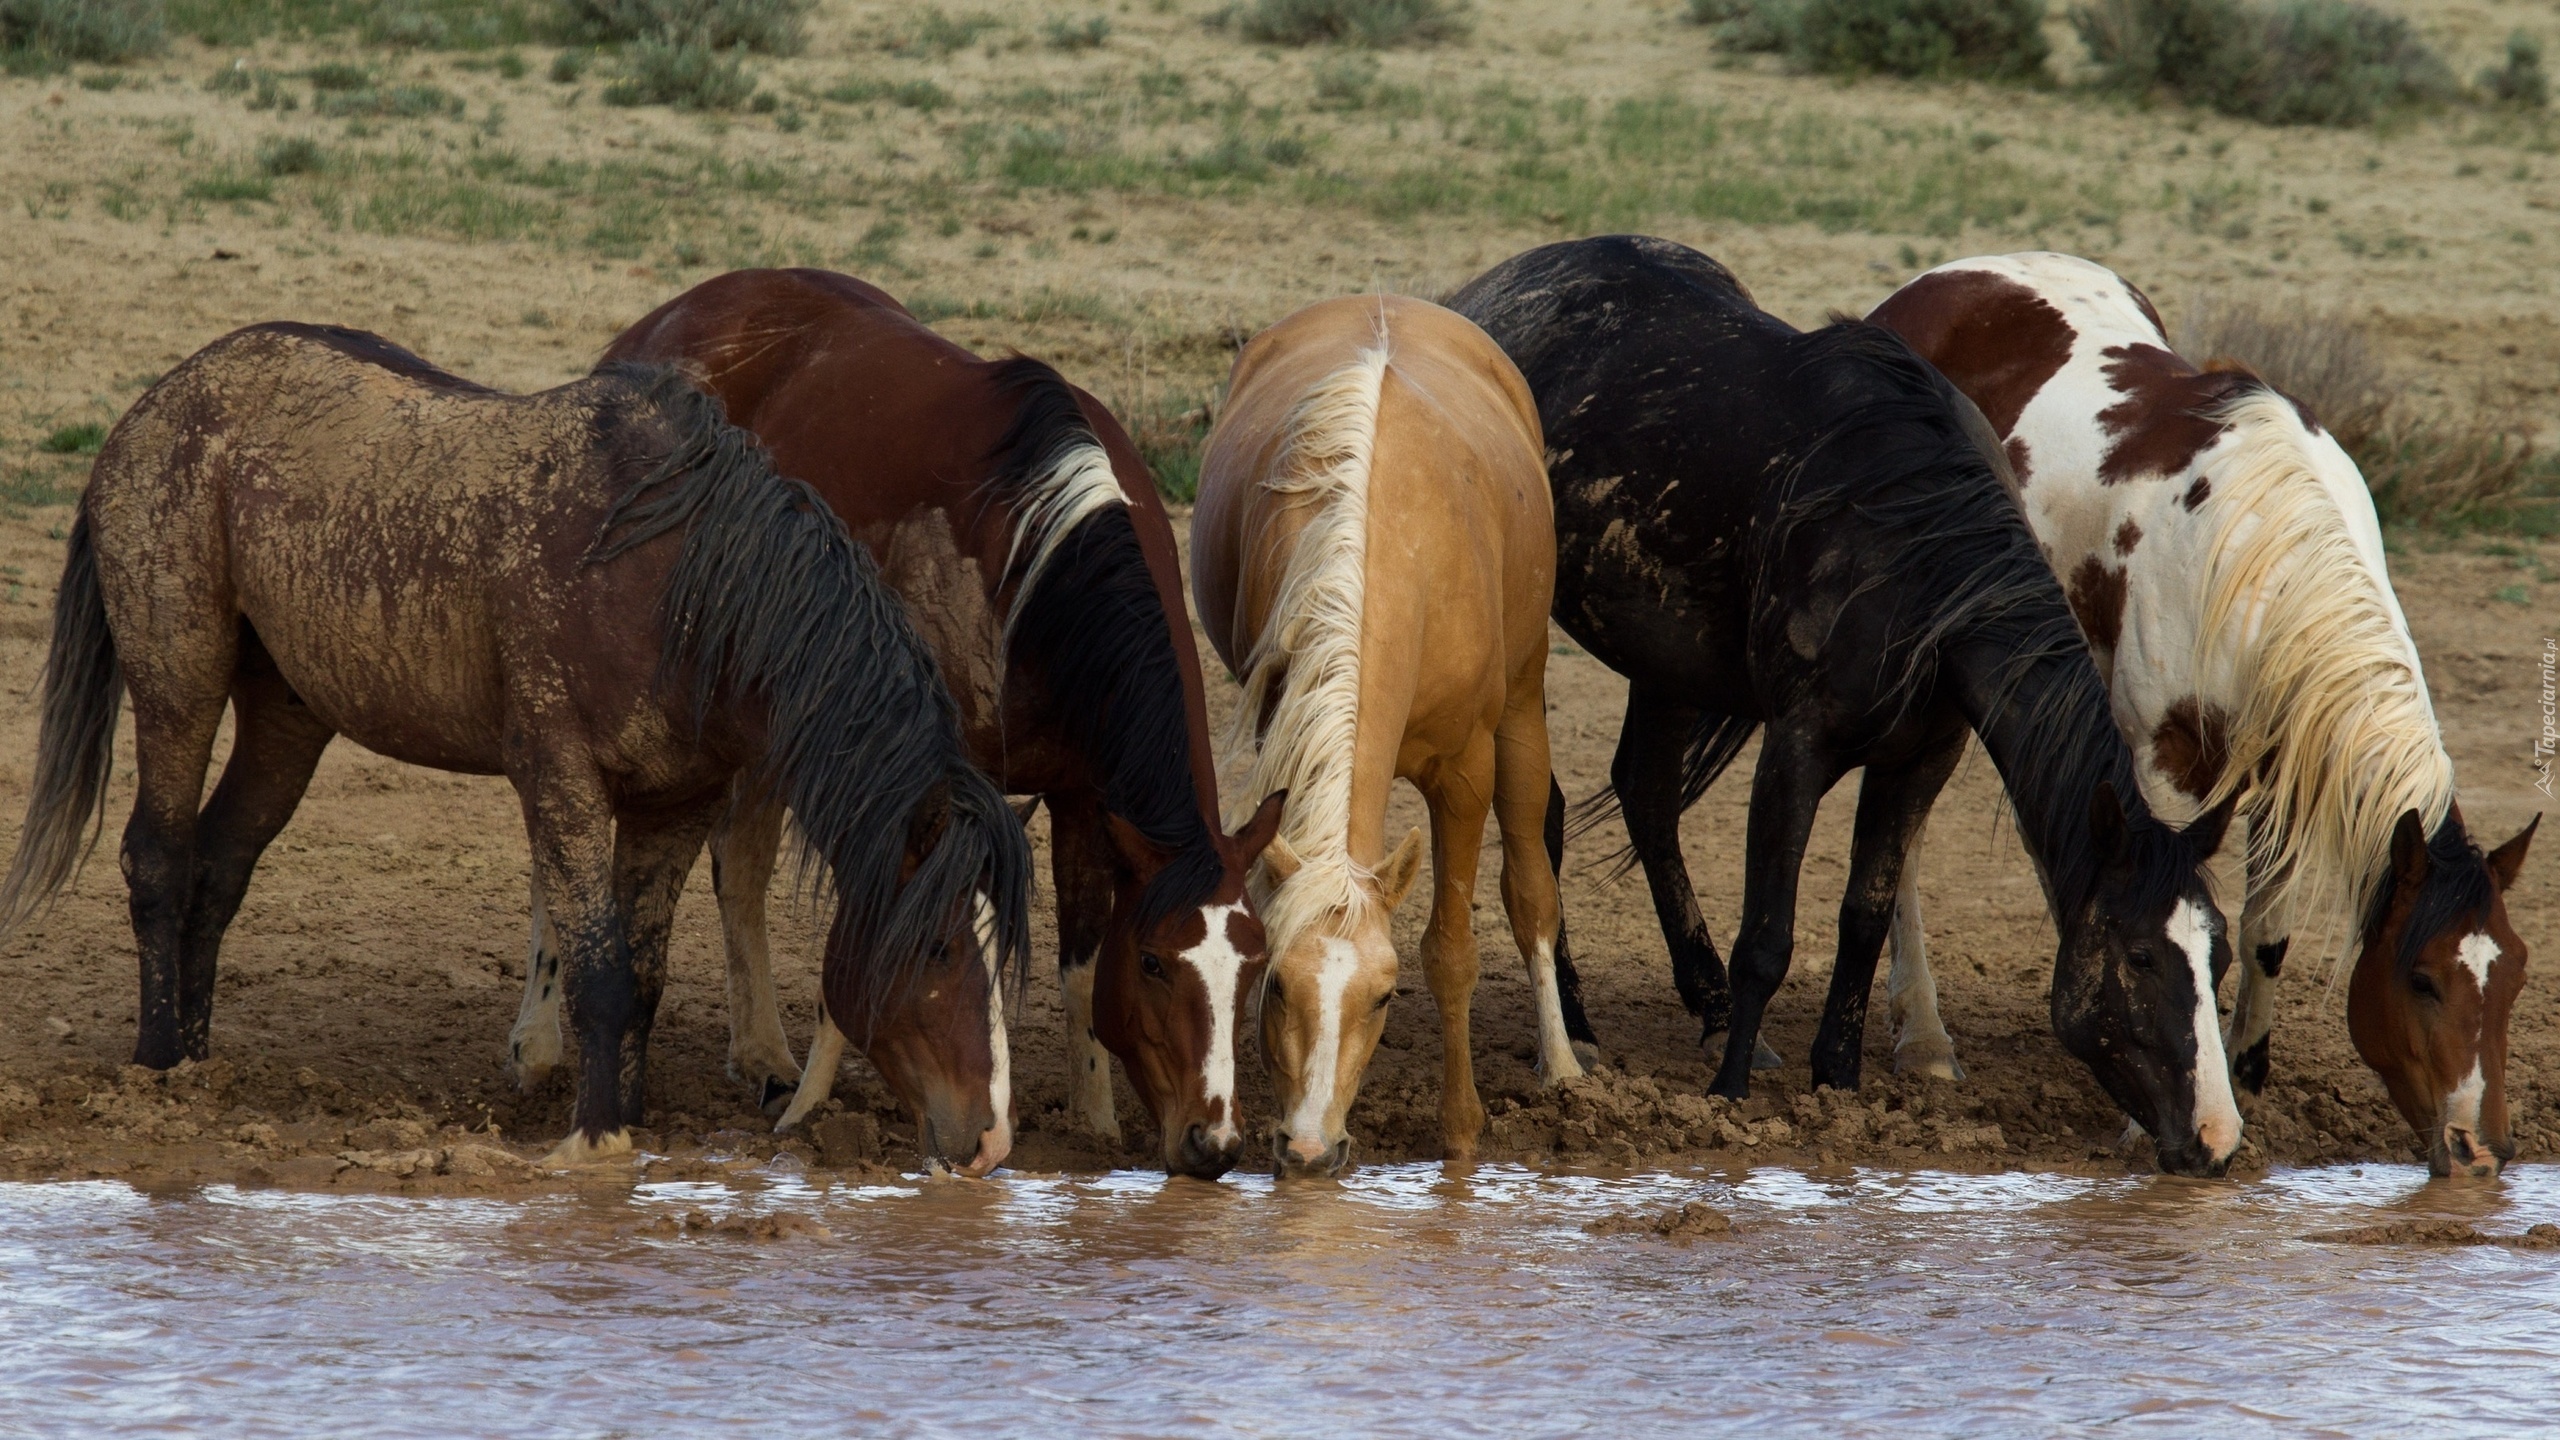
[0,237,2533,1184]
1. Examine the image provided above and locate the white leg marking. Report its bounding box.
[974,895,1013,1173]
[1283,938,1362,1157]
[1180,902,1251,1147]
[1527,938,1583,1085]
[775,1010,848,1133]
[2170,899,2243,1160]
[1061,959,1119,1140]
[508,880,564,1087]
[1885,837,1963,1081]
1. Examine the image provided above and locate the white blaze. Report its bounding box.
[2446,1060,2487,1135]
[1182,902,1251,1144]
[2171,899,2243,1159]
[1283,938,1363,1152]
[2456,932,2500,994]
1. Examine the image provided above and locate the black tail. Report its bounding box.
[589,366,1033,1023]
[0,509,123,937]
[1568,709,1760,883]
[1543,775,1596,1048]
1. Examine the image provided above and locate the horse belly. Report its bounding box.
[235,583,510,775]
[1551,503,1745,700]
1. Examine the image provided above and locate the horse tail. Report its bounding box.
[588,365,1033,1020]
[0,509,124,939]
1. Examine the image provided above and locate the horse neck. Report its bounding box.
[1942,627,2142,914]
[2189,393,2453,939]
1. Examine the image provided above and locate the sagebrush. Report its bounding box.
[560,0,809,52]
[1233,0,1469,47]
[1698,0,2048,81]
[0,0,163,72]
[2073,0,2455,125]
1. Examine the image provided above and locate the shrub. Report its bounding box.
[1044,14,1108,50]
[2177,296,2539,526]
[824,75,951,110]
[2479,30,2547,109]
[1234,0,1469,47]
[184,171,273,201]
[560,0,810,53]
[1693,0,2047,79]
[39,422,105,455]
[256,134,325,174]
[602,32,755,108]
[0,0,164,73]
[548,47,586,80]
[2074,0,2456,125]
[890,8,1000,57]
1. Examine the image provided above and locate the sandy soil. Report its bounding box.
[0,1,2550,1190]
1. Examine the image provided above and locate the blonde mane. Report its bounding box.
[1226,339,1393,956]
[1001,437,1124,643]
[2194,389,2453,956]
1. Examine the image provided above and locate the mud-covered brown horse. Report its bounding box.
[0,323,1030,1169]
[595,268,1284,1179]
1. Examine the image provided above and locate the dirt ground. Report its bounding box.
[0,0,2551,1189]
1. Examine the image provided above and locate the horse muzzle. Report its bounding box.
[2431,1124,2507,1180]
[2152,1130,2237,1179]
[1272,1130,1351,1178]
[1168,1122,1243,1180]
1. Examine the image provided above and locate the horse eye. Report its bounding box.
[1140,952,1168,981]
[2410,971,2441,1001]
[2125,947,2158,973]
[1372,991,1392,1013]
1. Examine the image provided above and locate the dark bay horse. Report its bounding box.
[596,268,1285,1179]
[0,324,1030,1170]
[1450,236,2245,1175]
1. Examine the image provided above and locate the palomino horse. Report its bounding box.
[1451,237,2247,1175]
[585,268,1285,1179]
[1192,294,1586,1175]
[0,324,1029,1171]
[1872,253,2538,1176]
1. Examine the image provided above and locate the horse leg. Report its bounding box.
[1613,691,1773,1065]
[1809,736,1962,1092]
[775,1003,849,1132]
[1884,823,1964,1081]
[709,787,799,1112]
[124,620,238,1070]
[1050,793,1121,1141]
[1540,775,1599,1061]
[610,798,724,1132]
[1418,740,1495,1163]
[506,877,564,1090]
[1500,702,1583,1086]
[1708,725,1832,1100]
[2227,897,2287,1100]
[515,749,634,1164]
[177,655,333,1057]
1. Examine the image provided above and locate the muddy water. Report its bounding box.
[6,1164,2555,1437]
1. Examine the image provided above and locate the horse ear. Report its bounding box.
[1376,827,1426,911]
[2388,808,2431,893]
[2182,790,2239,861]
[1009,795,1042,826]
[1261,830,1303,884]
[2487,814,2539,894]
[905,782,952,856]
[2088,782,2130,869]
[1230,789,1289,864]
[1103,811,1170,876]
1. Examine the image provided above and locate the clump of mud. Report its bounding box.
[1452,1067,2022,1169]
[1587,1200,1733,1239]
[2312,1221,2560,1249]
[632,1208,830,1241]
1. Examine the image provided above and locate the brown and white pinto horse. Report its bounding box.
[1873,253,2538,1176]
[1192,295,1584,1175]
[573,268,1285,1179]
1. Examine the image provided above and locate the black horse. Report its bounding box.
[1450,237,2244,1175]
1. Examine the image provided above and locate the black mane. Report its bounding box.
[589,363,1034,1015]
[984,357,1223,932]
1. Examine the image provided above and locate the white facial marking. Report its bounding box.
[1181,902,1251,1145]
[2169,899,2243,1158]
[1283,938,1362,1152]
[2456,932,2500,994]
[976,895,1011,1146]
[2446,1060,2486,1134]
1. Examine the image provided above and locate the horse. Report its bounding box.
[0,323,1031,1173]
[1450,236,2247,1176]
[1870,252,2539,1177]
[588,268,1286,1179]
[1191,294,1587,1176]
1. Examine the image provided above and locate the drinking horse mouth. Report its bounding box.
[1271,1130,1352,1178]
[2433,1123,2507,1180]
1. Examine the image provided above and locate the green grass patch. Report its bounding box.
[1230,0,1470,46]
[166,0,545,49]
[0,466,82,513]
[1044,14,1109,51]
[562,0,811,52]
[39,421,105,454]
[184,171,275,201]
[351,173,559,241]
[257,135,325,174]
[314,82,463,118]
[824,75,951,111]
[888,8,1002,58]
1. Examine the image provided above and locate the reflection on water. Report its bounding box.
[4,1162,2556,1437]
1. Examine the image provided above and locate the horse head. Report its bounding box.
[2350,808,2536,1178]
[2051,783,2245,1177]
[1256,826,1425,1178]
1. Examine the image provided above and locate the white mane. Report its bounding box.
[2193,389,2453,955]
[1226,338,1393,957]
[1001,437,1124,643]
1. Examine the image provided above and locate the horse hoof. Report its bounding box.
[1569,1040,1601,1071]
[1892,1042,1966,1082]
[1751,1039,1783,1071]
[539,1128,634,1169]
[511,1060,555,1094]
[757,1074,796,1115]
